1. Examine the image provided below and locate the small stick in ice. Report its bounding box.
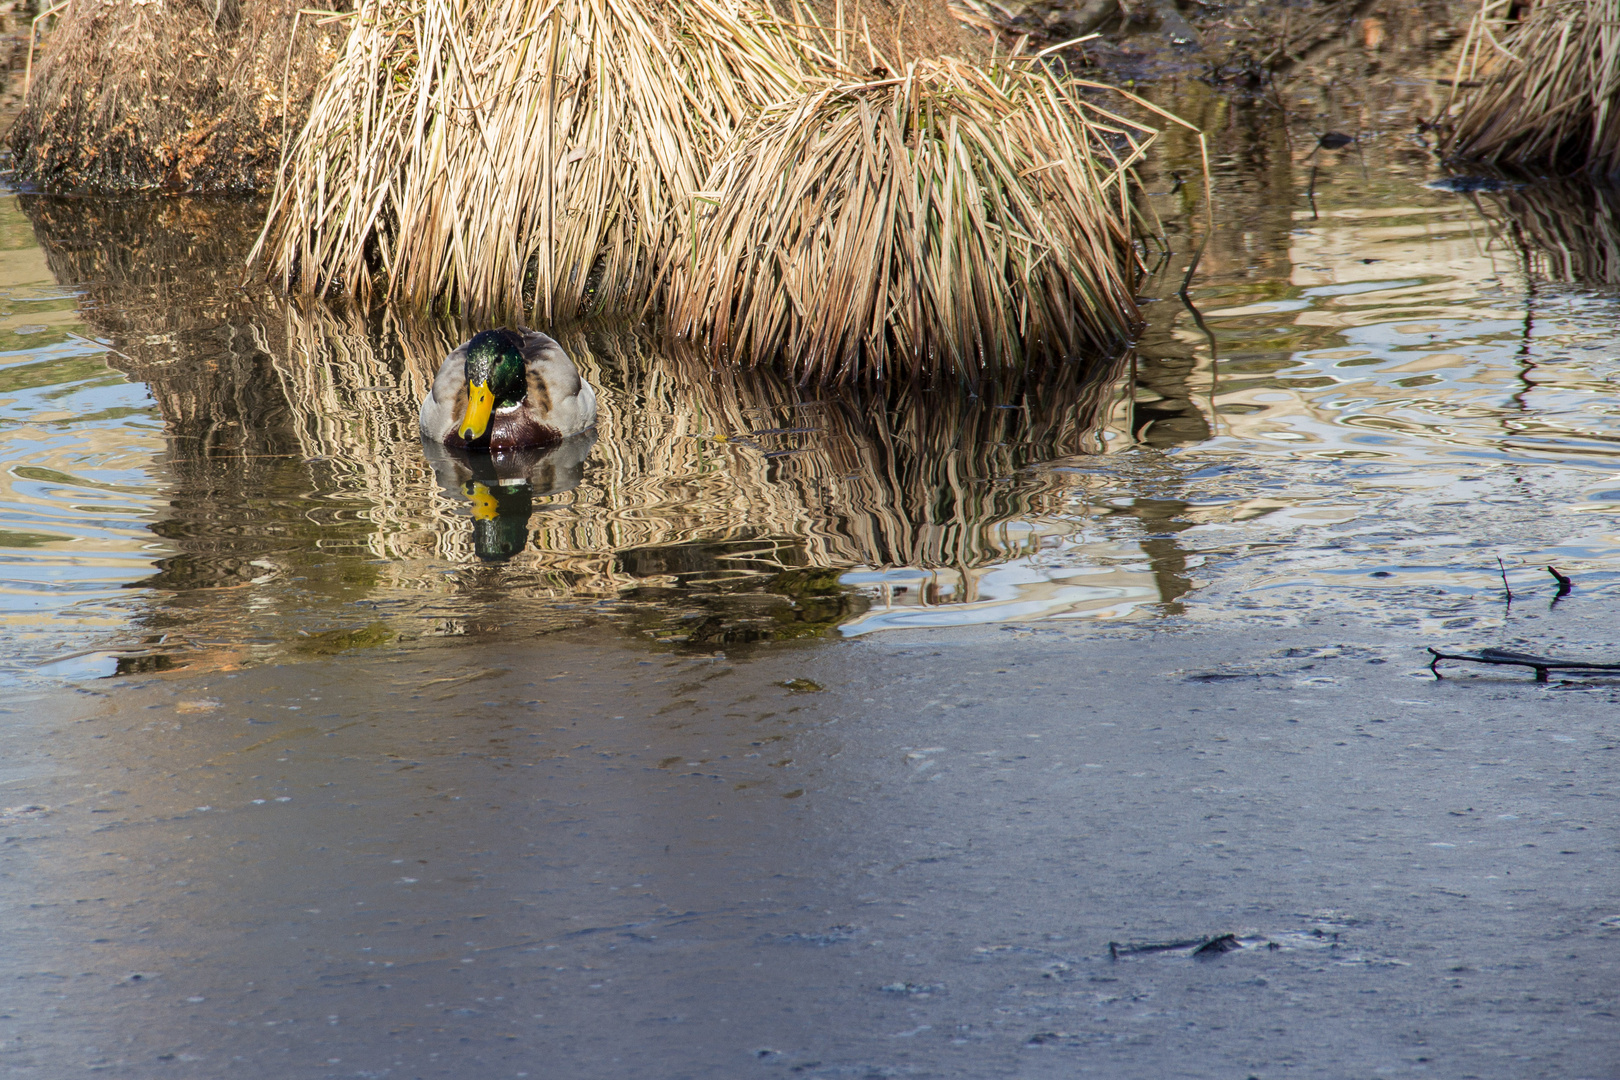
[1427,646,1620,682]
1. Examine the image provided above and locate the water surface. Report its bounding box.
[4,69,1620,682]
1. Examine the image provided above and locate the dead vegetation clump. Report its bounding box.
[10,0,345,194]
[665,61,1161,379]
[258,0,1185,377]
[1442,0,1620,176]
[258,0,819,319]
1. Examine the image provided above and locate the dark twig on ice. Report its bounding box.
[1191,933,1241,957]
[1427,646,1620,682]
[1109,934,1238,960]
[1547,565,1573,599]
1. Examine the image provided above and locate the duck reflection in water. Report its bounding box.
[421,432,597,562]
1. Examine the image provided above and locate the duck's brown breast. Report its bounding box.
[489,409,561,450]
[441,409,560,452]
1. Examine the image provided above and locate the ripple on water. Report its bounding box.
[0,213,167,678]
[7,161,1620,679]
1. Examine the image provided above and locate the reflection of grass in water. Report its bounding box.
[769,571,863,643]
[296,622,396,655]
[12,465,152,494]
[261,309,1122,647]
[50,406,156,425]
[606,554,875,646]
[1467,180,1620,285]
[113,653,180,675]
[0,355,122,394]
[278,304,1122,565]
[20,193,1127,659]
[278,312,1123,644]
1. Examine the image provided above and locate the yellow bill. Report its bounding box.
[459,382,495,441]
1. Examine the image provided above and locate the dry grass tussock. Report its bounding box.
[258,0,1191,377]
[12,0,344,194]
[1442,0,1620,176]
[666,62,1162,378]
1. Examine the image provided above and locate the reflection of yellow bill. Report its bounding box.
[465,482,498,520]
[459,382,495,440]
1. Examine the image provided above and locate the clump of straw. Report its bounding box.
[256,0,822,317]
[258,0,1177,374]
[1442,0,1620,176]
[667,61,1160,381]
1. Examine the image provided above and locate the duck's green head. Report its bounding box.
[459,330,527,442]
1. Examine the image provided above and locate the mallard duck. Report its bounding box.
[419,328,596,450]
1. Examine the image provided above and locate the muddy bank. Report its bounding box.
[1,615,1614,1077]
[9,0,342,194]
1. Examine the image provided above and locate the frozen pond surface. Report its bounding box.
[3,627,1617,1078]
[1,11,1618,1078]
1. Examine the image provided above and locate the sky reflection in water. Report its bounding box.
[4,131,1620,681]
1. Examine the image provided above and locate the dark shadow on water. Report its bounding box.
[20,195,1139,665]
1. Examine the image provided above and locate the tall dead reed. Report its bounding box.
[257,0,1174,375]
[1442,0,1620,176]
